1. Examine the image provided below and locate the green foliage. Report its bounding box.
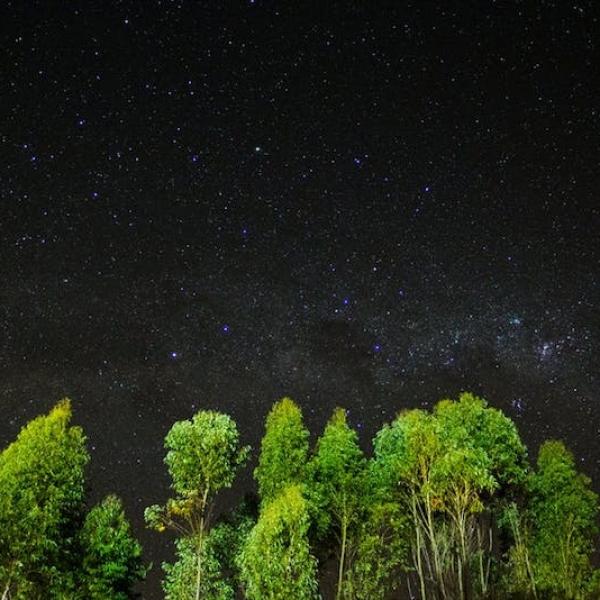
[165,411,249,498]
[254,397,309,504]
[372,408,435,495]
[162,535,234,600]
[78,495,146,599]
[310,408,366,526]
[145,410,249,535]
[345,497,410,600]
[372,392,526,507]
[0,400,145,599]
[146,409,249,600]
[206,500,256,587]
[165,498,256,599]
[238,484,319,600]
[371,394,529,599]
[434,392,529,489]
[309,408,367,598]
[3,392,600,600]
[0,399,89,598]
[527,440,598,598]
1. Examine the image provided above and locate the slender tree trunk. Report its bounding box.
[412,495,427,600]
[195,485,211,600]
[476,524,492,596]
[512,508,537,599]
[2,566,12,600]
[336,514,348,600]
[425,496,446,599]
[458,512,468,600]
[457,552,464,600]
[477,526,485,596]
[195,526,204,600]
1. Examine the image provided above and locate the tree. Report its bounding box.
[372,408,447,599]
[527,440,599,598]
[145,410,249,600]
[501,501,538,598]
[344,483,410,600]
[238,484,319,600]
[162,501,255,600]
[434,392,528,490]
[78,495,146,599]
[0,399,88,599]
[162,535,234,600]
[433,393,529,598]
[371,393,527,599]
[254,397,310,504]
[309,408,367,600]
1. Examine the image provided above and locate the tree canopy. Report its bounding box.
[145,409,249,600]
[0,399,143,599]
[254,397,310,504]
[2,393,599,600]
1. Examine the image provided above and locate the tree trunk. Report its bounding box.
[195,528,204,600]
[195,485,211,600]
[425,496,446,599]
[458,512,468,600]
[1,566,12,600]
[336,514,348,600]
[412,495,427,600]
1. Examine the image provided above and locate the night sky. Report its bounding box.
[2,2,599,597]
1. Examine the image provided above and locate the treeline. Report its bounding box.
[1,394,599,599]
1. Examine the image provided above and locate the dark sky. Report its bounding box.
[2,1,599,597]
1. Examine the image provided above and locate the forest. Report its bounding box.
[0,393,598,599]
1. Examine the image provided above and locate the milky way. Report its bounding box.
[1,3,599,597]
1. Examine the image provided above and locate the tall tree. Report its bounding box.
[254,397,310,504]
[0,399,88,599]
[527,440,599,598]
[372,408,448,599]
[309,408,366,600]
[78,495,146,599]
[344,473,410,600]
[238,484,319,600]
[434,393,529,597]
[372,393,527,599]
[145,410,249,600]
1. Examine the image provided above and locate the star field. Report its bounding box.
[1,2,599,597]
